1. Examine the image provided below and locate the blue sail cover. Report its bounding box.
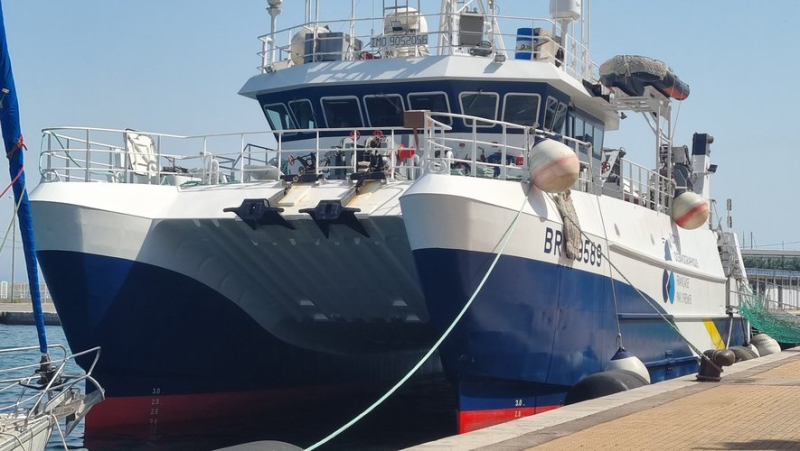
[0,0,48,355]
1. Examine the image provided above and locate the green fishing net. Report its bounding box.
[739,291,800,344]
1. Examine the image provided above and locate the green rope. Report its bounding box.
[305,182,533,451]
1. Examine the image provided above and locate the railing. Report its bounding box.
[0,344,102,427]
[259,11,596,83]
[416,112,673,213]
[40,112,675,213]
[418,111,530,180]
[39,126,429,187]
[600,158,674,213]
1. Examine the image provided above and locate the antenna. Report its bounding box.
[267,0,283,65]
[726,198,733,229]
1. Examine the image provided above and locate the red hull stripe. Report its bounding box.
[458,405,560,434]
[87,385,364,430]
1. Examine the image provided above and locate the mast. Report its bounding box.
[0,0,50,362]
[267,0,283,65]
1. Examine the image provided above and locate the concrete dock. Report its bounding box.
[0,302,60,325]
[406,349,800,450]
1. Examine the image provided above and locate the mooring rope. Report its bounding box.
[305,183,533,451]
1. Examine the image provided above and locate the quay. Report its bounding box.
[0,302,60,326]
[406,349,800,450]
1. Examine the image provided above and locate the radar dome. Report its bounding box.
[383,7,428,35]
[290,26,329,66]
[549,0,582,21]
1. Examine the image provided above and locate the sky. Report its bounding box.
[0,0,797,281]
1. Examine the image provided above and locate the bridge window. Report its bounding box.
[321,97,364,128]
[503,93,541,126]
[364,94,405,127]
[592,126,604,159]
[459,92,499,127]
[543,96,567,132]
[408,92,452,125]
[289,99,317,129]
[263,103,295,131]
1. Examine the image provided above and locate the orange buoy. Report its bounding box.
[671,191,709,229]
[529,139,580,193]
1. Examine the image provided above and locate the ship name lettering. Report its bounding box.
[544,227,602,267]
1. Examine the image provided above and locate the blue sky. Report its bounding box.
[0,0,797,281]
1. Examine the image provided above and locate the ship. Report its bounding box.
[29,0,750,439]
[397,0,751,434]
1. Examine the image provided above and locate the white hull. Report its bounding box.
[401,174,734,354]
[30,179,428,353]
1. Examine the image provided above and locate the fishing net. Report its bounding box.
[739,287,800,344]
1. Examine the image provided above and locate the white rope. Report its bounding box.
[305,182,533,451]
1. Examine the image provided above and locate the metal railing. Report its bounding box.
[40,112,675,213]
[39,126,430,187]
[259,11,597,83]
[0,344,102,428]
[415,112,673,213]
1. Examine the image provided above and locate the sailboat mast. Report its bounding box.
[0,0,49,358]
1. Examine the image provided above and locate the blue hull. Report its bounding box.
[37,250,440,429]
[413,248,746,415]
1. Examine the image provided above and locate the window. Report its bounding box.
[321,97,363,128]
[289,100,317,129]
[459,92,499,127]
[573,116,584,141]
[592,127,604,159]
[543,96,567,132]
[263,103,295,131]
[503,93,541,126]
[364,94,405,127]
[408,92,452,125]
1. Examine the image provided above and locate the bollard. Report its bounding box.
[696,349,735,382]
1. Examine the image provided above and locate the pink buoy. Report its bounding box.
[671,191,710,229]
[528,139,580,193]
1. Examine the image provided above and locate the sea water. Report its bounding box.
[0,324,456,450]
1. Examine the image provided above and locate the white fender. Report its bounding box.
[529,139,580,193]
[751,334,781,357]
[671,191,710,230]
[605,347,651,383]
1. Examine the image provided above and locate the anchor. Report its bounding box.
[300,200,368,238]
[223,198,294,230]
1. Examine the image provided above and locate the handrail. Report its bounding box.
[0,345,103,426]
[256,10,595,84]
[39,111,674,212]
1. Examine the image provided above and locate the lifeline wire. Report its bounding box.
[305,183,534,451]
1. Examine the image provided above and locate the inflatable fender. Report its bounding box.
[605,347,651,383]
[529,138,580,193]
[565,369,649,405]
[671,191,710,230]
[751,334,781,357]
[728,346,759,362]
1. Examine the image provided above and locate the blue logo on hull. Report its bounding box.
[662,241,675,304]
